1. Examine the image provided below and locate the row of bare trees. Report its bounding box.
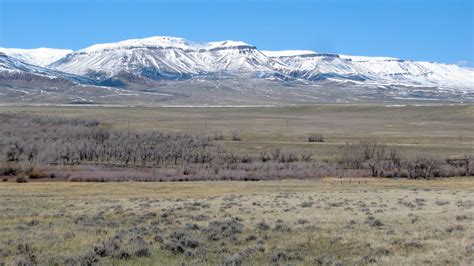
[0,114,316,169]
[338,141,472,179]
[0,114,471,181]
[0,114,222,167]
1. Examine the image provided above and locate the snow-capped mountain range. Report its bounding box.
[0,36,472,104]
[46,37,288,82]
[263,50,473,88]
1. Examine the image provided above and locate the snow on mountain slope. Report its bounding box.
[79,36,250,53]
[0,47,72,67]
[264,50,473,88]
[0,52,91,84]
[50,36,288,81]
[340,55,473,87]
[1,52,61,74]
[262,51,369,81]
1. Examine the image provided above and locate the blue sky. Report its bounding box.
[1,0,473,66]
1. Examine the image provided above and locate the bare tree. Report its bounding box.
[464,154,472,176]
[231,129,241,141]
[301,150,313,162]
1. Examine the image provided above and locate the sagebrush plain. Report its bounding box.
[0,178,473,265]
[0,104,473,265]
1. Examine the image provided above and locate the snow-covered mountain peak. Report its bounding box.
[49,36,274,80]
[78,36,254,54]
[0,47,72,67]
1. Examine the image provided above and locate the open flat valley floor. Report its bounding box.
[0,104,473,159]
[0,178,473,265]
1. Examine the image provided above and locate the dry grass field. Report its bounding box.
[0,104,473,160]
[0,104,472,265]
[0,178,473,265]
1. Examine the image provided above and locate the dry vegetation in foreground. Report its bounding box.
[0,107,472,265]
[0,178,472,265]
[0,113,472,182]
